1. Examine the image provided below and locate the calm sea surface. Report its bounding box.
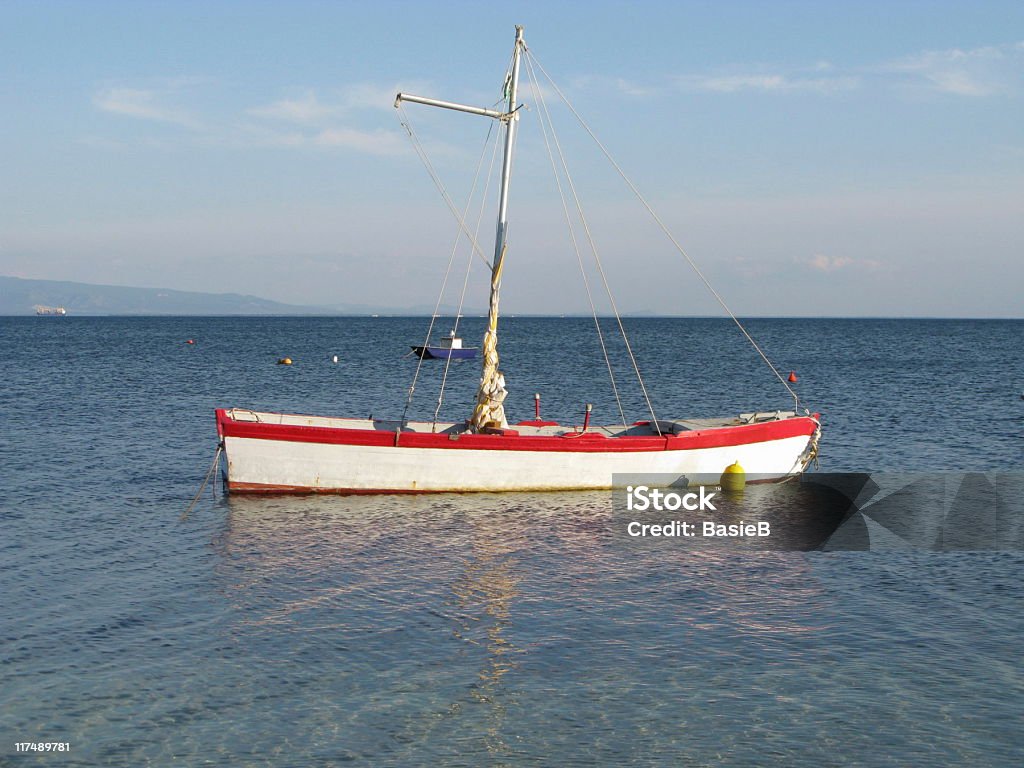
[2,316,1022,766]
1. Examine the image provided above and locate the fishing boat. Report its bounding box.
[216,26,821,493]
[411,331,478,360]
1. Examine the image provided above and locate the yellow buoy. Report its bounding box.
[277,357,292,365]
[720,461,746,492]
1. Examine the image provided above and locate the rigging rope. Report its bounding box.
[432,117,504,430]
[398,105,493,273]
[525,49,662,431]
[401,113,498,423]
[527,50,801,413]
[524,53,628,428]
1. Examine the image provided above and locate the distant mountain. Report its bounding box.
[0,276,397,316]
[0,275,559,317]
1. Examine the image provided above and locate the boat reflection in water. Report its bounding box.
[448,506,521,758]
[210,483,847,756]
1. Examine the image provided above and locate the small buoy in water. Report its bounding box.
[185,339,195,345]
[788,371,798,383]
[277,357,292,365]
[331,355,339,364]
[720,461,746,493]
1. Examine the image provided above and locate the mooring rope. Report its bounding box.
[181,443,222,521]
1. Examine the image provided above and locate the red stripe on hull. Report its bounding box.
[216,409,819,453]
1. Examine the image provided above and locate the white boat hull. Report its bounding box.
[217,409,820,493]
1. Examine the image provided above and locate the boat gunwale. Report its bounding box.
[216,408,820,454]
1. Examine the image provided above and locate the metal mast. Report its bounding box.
[493,25,524,273]
[396,25,524,430]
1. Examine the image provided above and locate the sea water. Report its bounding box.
[1,317,1022,765]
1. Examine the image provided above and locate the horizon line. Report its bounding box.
[4,313,1022,321]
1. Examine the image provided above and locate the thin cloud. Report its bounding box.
[610,40,1022,99]
[808,254,852,272]
[215,124,412,156]
[345,82,432,111]
[92,80,421,156]
[882,41,1023,96]
[805,254,880,272]
[312,127,408,155]
[248,82,431,125]
[247,91,341,123]
[610,77,655,98]
[93,87,202,129]
[675,72,859,94]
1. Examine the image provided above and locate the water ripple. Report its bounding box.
[2,317,1022,766]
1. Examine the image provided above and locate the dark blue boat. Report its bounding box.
[410,333,478,360]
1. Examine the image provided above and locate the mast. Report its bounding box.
[494,25,524,270]
[471,24,523,431]
[396,25,524,431]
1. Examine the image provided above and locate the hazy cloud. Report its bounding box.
[808,254,852,272]
[93,87,202,129]
[610,77,655,98]
[93,80,422,156]
[345,82,425,111]
[247,91,341,123]
[248,82,431,124]
[881,41,1024,96]
[222,125,410,155]
[675,73,859,94]
[312,127,408,155]
[622,40,1024,99]
[805,254,880,272]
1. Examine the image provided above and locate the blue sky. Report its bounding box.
[2,0,1022,316]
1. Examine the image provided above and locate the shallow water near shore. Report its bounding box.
[2,316,1022,765]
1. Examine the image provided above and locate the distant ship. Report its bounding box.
[34,305,67,316]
